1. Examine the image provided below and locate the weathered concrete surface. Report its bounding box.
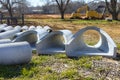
[12,30,37,49]
[0,24,7,30]
[0,39,11,44]
[36,30,73,54]
[36,26,42,29]
[35,28,50,42]
[14,25,21,30]
[44,26,52,32]
[21,26,29,31]
[66,26,117,58]
[0,26,13,32]
[0,42,32,65]
[29,26,36,30]
[0,27,21,39]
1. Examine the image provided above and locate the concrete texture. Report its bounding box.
[0,27,21,39]
[21,26,29,31]
[36,26,42,29]
[0,39,11,44]
[0,24,7,29]
[12,30,37,49]
[35,28,50,42]
[44,26,52,32]
[29,26,36,30]
[0,42,32,65]
[0,26,13,32]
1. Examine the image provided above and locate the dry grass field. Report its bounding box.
[0,14,120,80]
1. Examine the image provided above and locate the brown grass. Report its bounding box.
[25,14,71,19]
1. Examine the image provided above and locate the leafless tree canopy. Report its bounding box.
[54,0,70,19]
[105,0,120,20]
[40,0,71,19]
[0,0,29,17]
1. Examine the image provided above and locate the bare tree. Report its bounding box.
[0,0,28,18]
[40,0,70,19]
[105,0,120,20]
[16,0,30,15]
[55,0,70,19]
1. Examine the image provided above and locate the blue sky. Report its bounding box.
[28,0,92,6]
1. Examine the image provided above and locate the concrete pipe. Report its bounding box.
[14,25,21,30]
[13,32,23,38]
[21,26,29,31]
[29,26,36,30]
[0,27,21,39]
[0,39,11,44]
[0,24,7,27]
[0,26,13,32]
[0,42,32,65]
[44,26,52,33]
[35,28,50,41]
[12,30,37,49]
[36,26,42,29]
[65,26,117,58]
[0,24,7,29]
[36,30,73,55]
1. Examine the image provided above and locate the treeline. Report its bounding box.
[0,0,120,20]
[28,1,105,14]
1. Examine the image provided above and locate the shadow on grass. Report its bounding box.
[113,53,120,61]
[0,62,37,79]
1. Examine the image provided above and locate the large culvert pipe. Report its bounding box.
[0,42,32,65]
[65,26,117,58]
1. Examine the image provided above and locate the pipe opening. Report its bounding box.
[83,30,100,46]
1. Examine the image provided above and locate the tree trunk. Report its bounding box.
[8,9,13,18]
[60,11,64,19]
[61,13,64,19]
[7,0,13,18]
[112,12,118,20]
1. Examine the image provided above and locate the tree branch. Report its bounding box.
[55,0,62,10]
[63,0,70,11]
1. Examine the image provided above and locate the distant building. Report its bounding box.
[32,9,43,14]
